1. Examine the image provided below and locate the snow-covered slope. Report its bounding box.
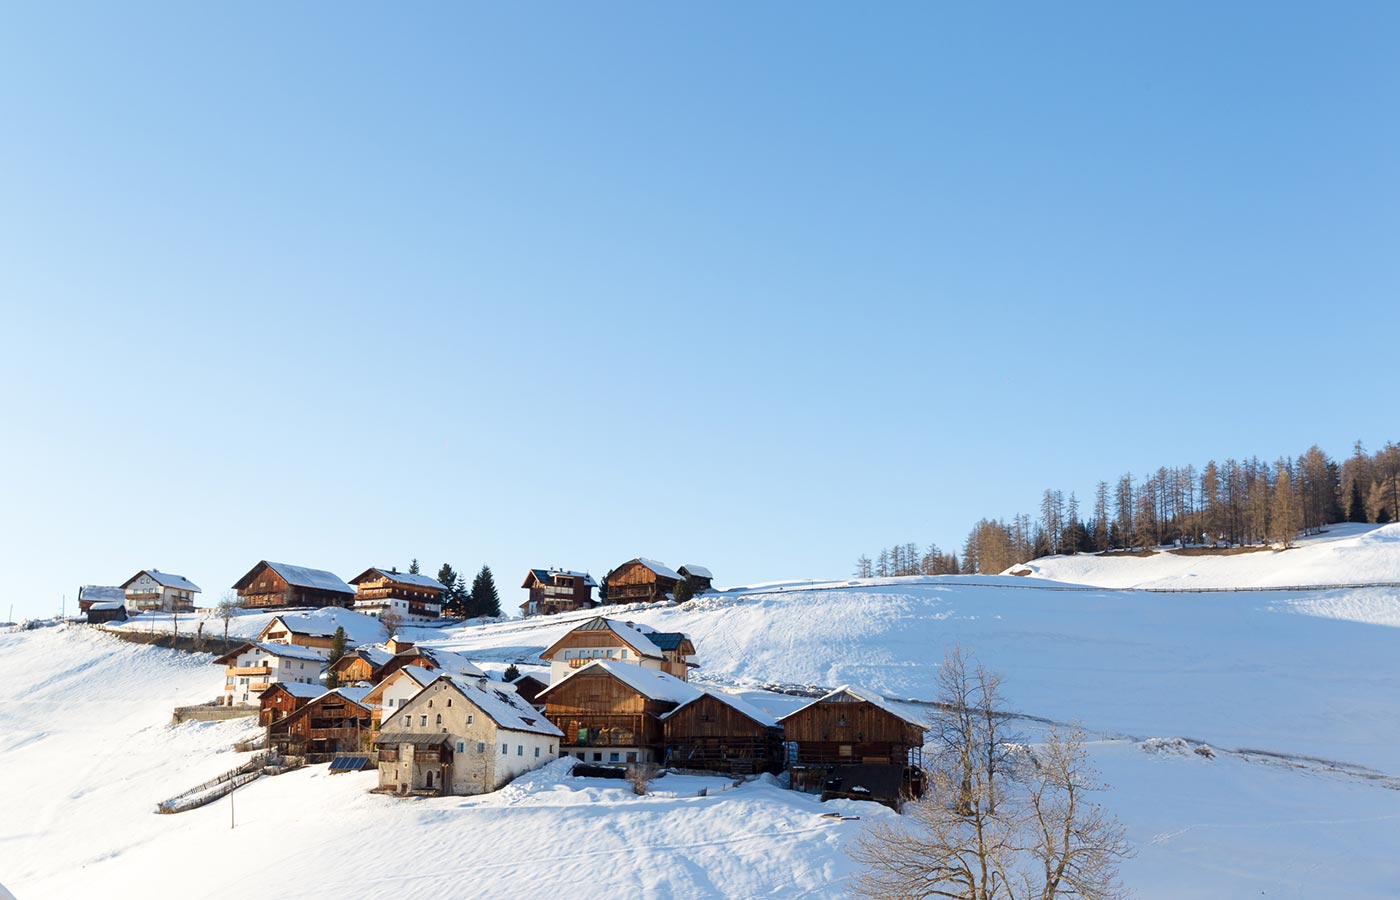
[1016,522,1400,590]
[5,539,1400,899]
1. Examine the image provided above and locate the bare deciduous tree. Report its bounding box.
[851,648,1131,900]
[380,609,404,639]
[215,591,243,647]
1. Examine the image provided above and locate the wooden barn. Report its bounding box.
[258,681,327,726]
[232,560,356,610]
[509,672,549,708]
[538,660,701,765]
[603,558,683,605]
[268,686,373,761]
[328,638,485,686]
[677,565,714,593]
[520,568,598,617]
[77,585,126,617]
[662,689,783,775]
[777,685,926,806]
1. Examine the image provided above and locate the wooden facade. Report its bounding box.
[232,560,355,610]
[677,565,714,593]
[510,673,548,707]
[603,559,681,605]
[663,693,783,775]
[258,683,323,727]
[778,687,926,806]
[540,616,697,681]
[349,567,444,620]
[328,639,434,685]
[520,568,598,617]
[540,665,678,764]
[269,689,373,761]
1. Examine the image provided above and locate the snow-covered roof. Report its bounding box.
[250,561,354,594]
[540,660,703,706]
[351,567,447,591]
[778,684,927,730]
[79,585,125,603]
[660,688,778,727]
[679,565,713,579]
[434,674,563,738]
[416,647,486,679]
[89,600,125,611]
[325,686,373,707]
[122,569,201,592]
[261,608,385,645]
[214,641,328,664]
[526,568,598,587]
[630,558,684,581]
[266,682,328,700]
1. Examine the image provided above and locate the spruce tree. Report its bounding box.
[470,566,501,618]
[674,578,695,604]
[503,663,521,682]
[1348,479,1369,523]
[437,564,460,615]
[409,558,421,575]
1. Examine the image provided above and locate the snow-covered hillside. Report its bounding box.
[1015,522,1400,591]
[5,537,1400,899]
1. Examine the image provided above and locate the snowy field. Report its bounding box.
[3,536,1400,899]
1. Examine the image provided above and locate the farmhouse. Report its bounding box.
[120,569,200,613]
[662,689,784,775]
[603,558,682,605]
[777,685,927,805]
[255,608,384,650]
[538,660,701,765]
[269,686,373,761]
[539,616,698,683]
[374,674,563,796]
[213,641,327,706]
[258,681,327,726]
[232,560,356,610]
[520,568,598,617]
[349,567,444,622]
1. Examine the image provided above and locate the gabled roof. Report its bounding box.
[89,600,126,611]
[121,569,201,592]
[538,660,703,706]
[233,561,354,594]
[79,586,125,603]
[322,686,372,708]
[661,688,779,728]
[362,665,439,707]
[349,567,447,591]
[776,684,927,730]
[257,608,385,645]
[645,632,692,653]
[523,568,598,589]
[262,682,328,700]
[623,558,684,582]
[213,641,329,665]
[678,565,712,580]
[539,616,666,661]
[425,674,564,738]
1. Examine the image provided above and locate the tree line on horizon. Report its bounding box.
[856,439,1400,578]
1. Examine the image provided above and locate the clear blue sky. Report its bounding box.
[3,3,1397,618]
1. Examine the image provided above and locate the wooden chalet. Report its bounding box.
[538,660,702,765]
[268,686,373,761]
[520,568,599,617]
[255,608,383,650]
[603,558,684,605]
[777,685,927,806]
[327,638,485,686]
[349,567,444,622]
[232,560,355,610]
[539,616,698,683]
[662,689,783,775]
[258,681,327,726]
[677,565,714,593]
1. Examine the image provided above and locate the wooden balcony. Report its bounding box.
[230,666,271,676]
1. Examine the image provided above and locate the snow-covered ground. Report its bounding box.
[1016,522,1400,590]
[4,536,1400,899]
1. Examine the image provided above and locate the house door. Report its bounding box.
[425,770,434,790]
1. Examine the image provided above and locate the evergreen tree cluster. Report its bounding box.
[433,562,502,618]
[858,439,1400,576]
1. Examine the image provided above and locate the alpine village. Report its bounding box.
[78,558,926,813]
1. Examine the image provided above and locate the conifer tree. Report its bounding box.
[409,558,421,575]
[325,626,348,688]
[673,578,695,604]
[1349,478,1369,523]
[469,566,501,618]
[503,664,521,682]
[437,564,461,615]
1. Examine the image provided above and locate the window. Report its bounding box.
[501,744,508,755]
[592,752,602,762]
[621,650,628,659]
[447,698,452,707]
[420,715,428,726]
[467,714,473,725]
[477,742,485,753]
[535,747,541,758]
[457,741,465,753]
[609,752,619,762]
[436,714,443,725]
[403,715,410,727]
[517,745,523,756]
